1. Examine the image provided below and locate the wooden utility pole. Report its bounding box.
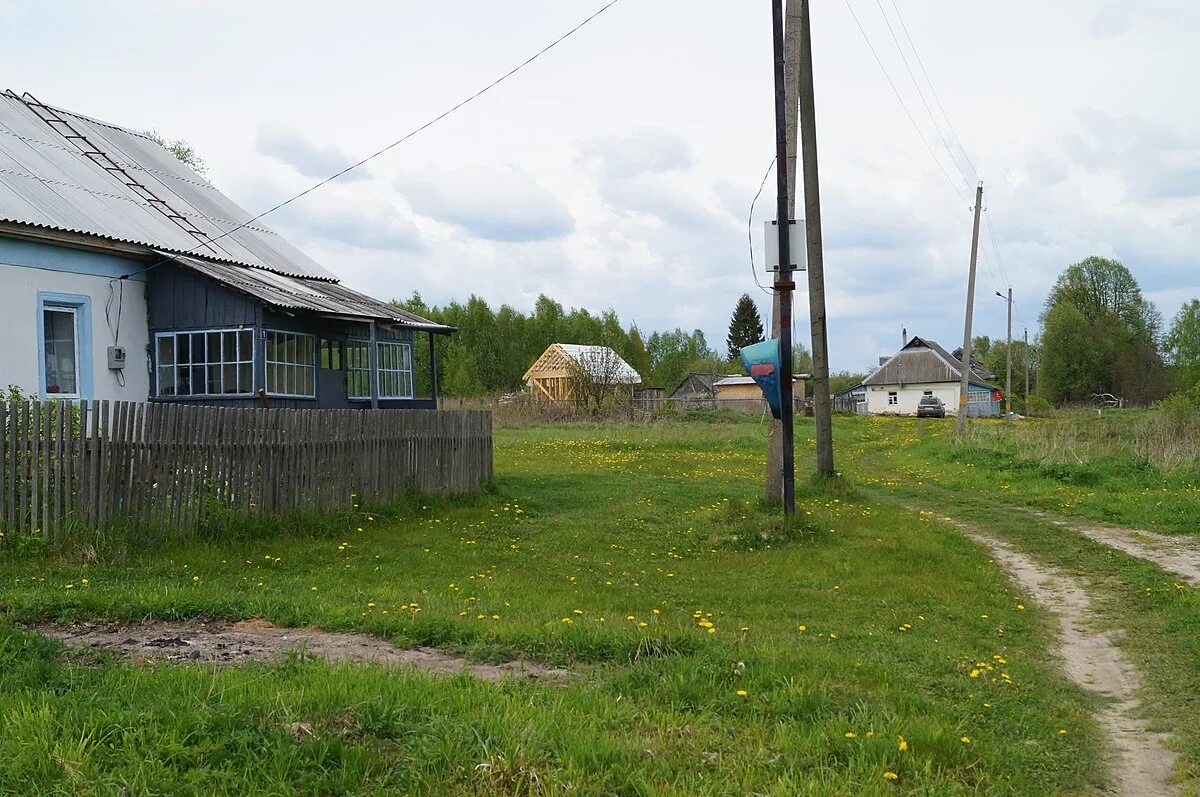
[1023,327,1030,409]
[798,0,834,475]
[1004,287,1012,420]
[766,0,802,504]
[996,287,1012,420]
[771,0,797,514]
[955,182,984,436]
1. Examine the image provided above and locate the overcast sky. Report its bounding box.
[3,1,1197,372]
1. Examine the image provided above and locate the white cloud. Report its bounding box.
[396,166,574,242]
[255,125,370,182]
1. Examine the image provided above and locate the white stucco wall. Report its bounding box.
[0,238,150,402]
[866,382,961,415]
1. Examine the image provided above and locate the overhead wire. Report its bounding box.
[874,0,974,194]
[122,0,624,279]
[882,0,1015,292]
[842,0,968,204]
[747,157,779,297]
[849,0,1019,318]
[887,0,980,182]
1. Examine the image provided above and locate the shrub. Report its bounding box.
[1157,383,1200,429]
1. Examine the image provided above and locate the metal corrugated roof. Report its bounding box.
[165,253,454,331]
[0,91,335,281]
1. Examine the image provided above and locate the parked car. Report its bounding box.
[916,395,946,418]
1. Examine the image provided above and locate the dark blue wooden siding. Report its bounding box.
[147,265,434,410]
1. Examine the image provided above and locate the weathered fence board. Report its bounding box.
[0,400,492,539]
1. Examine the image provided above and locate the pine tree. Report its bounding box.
[727,294,765,360]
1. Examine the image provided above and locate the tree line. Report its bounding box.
[394,293,732,396]
[393,292,816,398]
[1039,256,1197,406]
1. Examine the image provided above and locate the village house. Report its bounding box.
[861,336,1002,417]
[0,90,452,409]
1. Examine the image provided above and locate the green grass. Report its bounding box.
[0,420,1112,795]
[841,413,1200,792]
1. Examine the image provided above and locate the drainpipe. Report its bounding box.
[368,321,379,410]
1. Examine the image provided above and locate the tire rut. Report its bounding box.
[1028,510,1200,587]
[936,514,1178,797]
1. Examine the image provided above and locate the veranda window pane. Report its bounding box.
[157,367,175,396]
[238,364,252,393]
[177,334,191,365]
[157,336,174,366]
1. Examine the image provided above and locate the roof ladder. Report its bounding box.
[4,89,219,256]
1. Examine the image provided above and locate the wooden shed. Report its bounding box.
[523,343,641,401]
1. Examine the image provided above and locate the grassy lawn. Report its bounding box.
[0,419,1111,795]
[841,413,1200,790]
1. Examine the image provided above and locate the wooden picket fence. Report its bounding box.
[0,400,492,538]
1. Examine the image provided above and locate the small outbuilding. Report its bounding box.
[523,343,641,401]
[670,373,739,403]
[713,375,806,413]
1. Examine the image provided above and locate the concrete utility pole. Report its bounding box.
[996,287,1012,421]
[1023,327,1030,408]
[798,0,834,475]
[766,0,802,504]
[955,182,984,437]
[771,0,797,514]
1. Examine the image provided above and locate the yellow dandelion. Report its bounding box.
[898,735,908,752]
[736,689,747,697]
[883,771,898,781]
[844,732,857,739]
[960,736,971,745]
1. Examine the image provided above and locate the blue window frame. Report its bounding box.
[37,292,92,401]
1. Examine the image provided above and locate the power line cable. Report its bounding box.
[874,0,973,192]
[842,0,968,204]
[887,0,980,183]
[984,209,1011,288]
[123,0,624,279]
[747,157,778,297]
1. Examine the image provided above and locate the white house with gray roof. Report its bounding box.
[862,336,1002,417]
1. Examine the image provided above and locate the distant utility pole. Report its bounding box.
[766,0,802,505]
[996,287,1012,421]
[955,182,984,437]
[1023,327,1030,407]
[798,0,834,475]
[771,0,797,514]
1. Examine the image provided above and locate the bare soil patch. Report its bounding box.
[1031,510,1200,587]
[938,515,1179,797]
[31,618,575,684]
